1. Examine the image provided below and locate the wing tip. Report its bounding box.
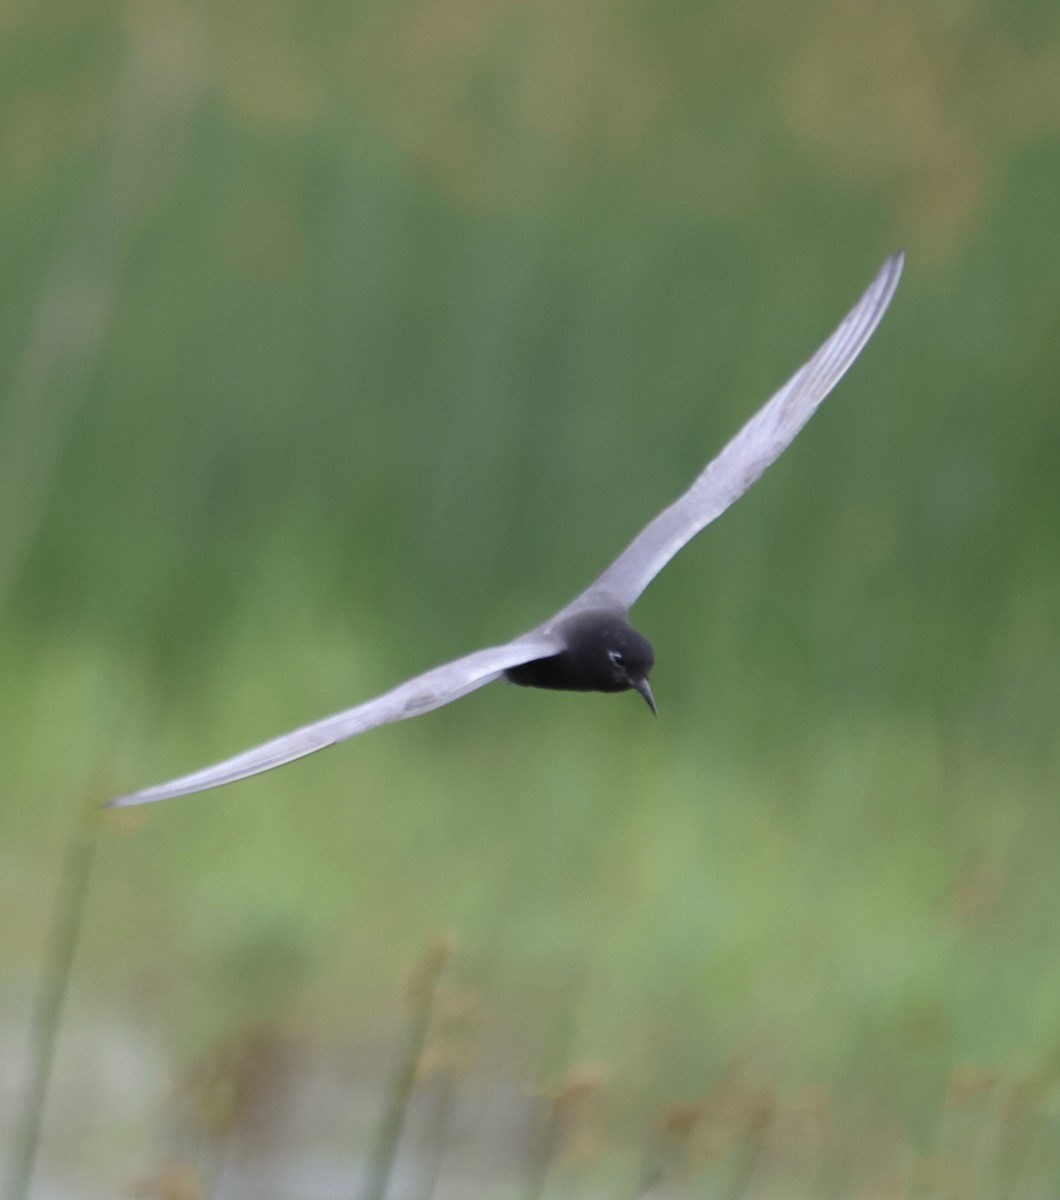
[838,248,904,360]
[877,249,906,303]
[104,790,154,810]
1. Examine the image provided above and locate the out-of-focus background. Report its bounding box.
[2,1,1059,1196]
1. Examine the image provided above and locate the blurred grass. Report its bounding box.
[2,0,1060,1194]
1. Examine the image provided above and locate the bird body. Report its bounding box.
[110,252,904,809]
[505,608,656,710]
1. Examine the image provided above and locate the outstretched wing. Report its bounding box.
[564,251,904,615]
[108,636,559,808]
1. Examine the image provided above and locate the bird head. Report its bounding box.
[601,626,657,713]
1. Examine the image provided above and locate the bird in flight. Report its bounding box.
[110,251,904,808]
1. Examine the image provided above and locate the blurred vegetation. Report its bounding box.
[2,0,1060,1195]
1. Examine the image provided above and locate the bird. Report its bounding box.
[109,251,904,809]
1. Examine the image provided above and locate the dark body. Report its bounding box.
[504,610,656,710]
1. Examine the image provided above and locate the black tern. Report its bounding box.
[110,251,903,808]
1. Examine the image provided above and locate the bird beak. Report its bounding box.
[633,676,657,716]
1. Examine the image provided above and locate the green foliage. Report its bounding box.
[2,0,1059,1193]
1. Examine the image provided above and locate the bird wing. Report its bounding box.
[108,636,560,808]
[562,251,904,615]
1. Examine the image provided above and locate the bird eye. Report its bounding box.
[609,649,625,667]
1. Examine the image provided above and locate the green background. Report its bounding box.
[2,0,1059,1194]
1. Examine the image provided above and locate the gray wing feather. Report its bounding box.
[566,251,904,614]
[108,637,559,808]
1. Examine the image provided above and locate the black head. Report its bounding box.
[561,612,657,712]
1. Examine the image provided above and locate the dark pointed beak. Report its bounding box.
[633,676,657,716]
